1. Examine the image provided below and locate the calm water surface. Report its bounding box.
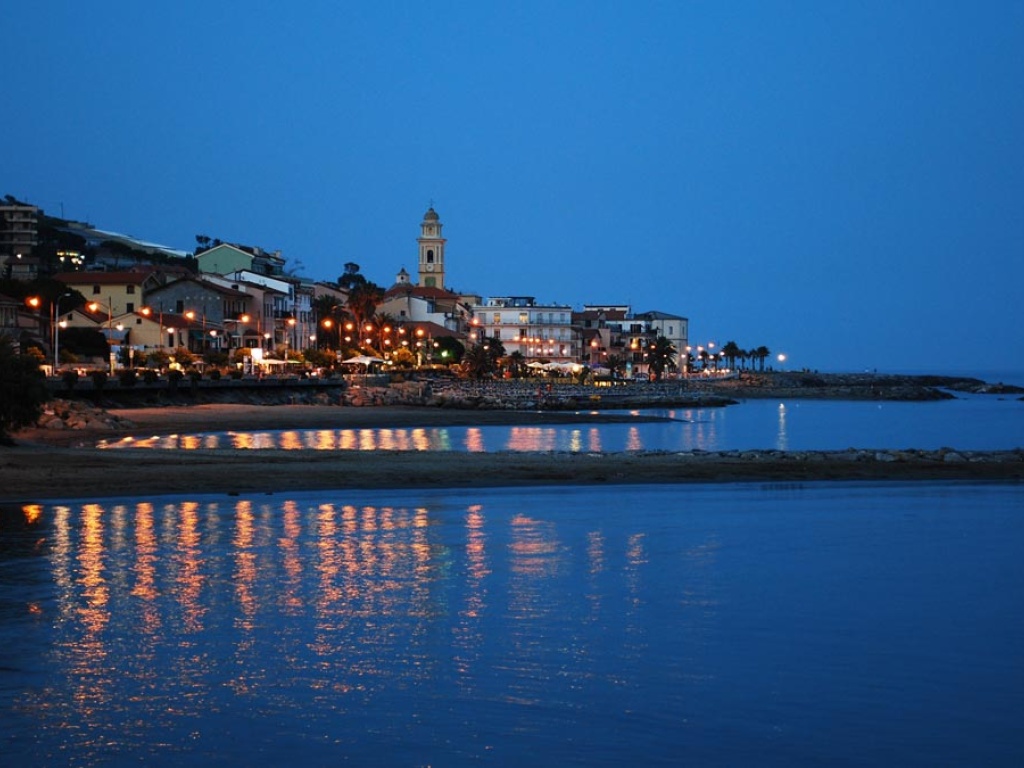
[2,482,1023,766]
[97,395,1024,453]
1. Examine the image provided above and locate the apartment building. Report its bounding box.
[470,296,578,364]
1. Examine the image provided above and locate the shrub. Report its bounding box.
[208,369,222,381]
[119,370,138,388]
[62,370,80,390]
[90,371,108,390]
[143,369,159,385]
[0,334,48,444]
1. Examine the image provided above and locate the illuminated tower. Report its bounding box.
[417,206,446,289]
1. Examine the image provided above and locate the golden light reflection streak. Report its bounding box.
[309,430,334,450]
[131,502,161,637]
[509,514,561,581]
[23,503,42,525]
[180,435,202,451]
[626,426,644,451]
[359,429,377,451]
[452,504,489,689]
[79,503,110,636]
[506,427,556,452]
[64,503,114,720]
[177,501,206,633]
[279,431,302,450]
[569,429,582,453]
[464,504,489,616]
[312,503,341,664]
[280,500,304,614]
[51,505,72,618]
[232,499,257,634]
[464,428,485,452]
[411,428,430,451]
[412,507,431,583]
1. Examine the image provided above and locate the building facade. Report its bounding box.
[470,296,577,364]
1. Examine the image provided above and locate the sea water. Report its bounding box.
[2,482,1022,766]
[97,395,1024,453]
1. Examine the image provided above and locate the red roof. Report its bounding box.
[384,284,461,301]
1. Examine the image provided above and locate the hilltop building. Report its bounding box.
[0,201,40,280]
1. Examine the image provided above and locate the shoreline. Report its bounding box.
[4,401,1022,502]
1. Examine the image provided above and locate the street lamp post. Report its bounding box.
[87,298,116,374]
[53,292,72,374]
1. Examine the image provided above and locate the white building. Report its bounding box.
[470,296,577,363]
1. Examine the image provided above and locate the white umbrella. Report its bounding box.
[341,355,384,366]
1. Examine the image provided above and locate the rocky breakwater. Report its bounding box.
[425,380,735,410]
[35,398,136,432]
[701,371,1024,400]
[652,446,1024,481]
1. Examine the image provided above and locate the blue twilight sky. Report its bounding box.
[4,1,1023,373]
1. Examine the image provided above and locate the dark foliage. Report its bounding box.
[0,334,48,444]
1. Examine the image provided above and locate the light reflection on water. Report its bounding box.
[2,483,1023,764]
[98,396,1024,452]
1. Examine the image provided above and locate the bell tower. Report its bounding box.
[417,206,446,288]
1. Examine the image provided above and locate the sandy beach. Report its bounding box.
[3,401,1022,502]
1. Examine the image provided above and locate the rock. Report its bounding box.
[943,452,967,463]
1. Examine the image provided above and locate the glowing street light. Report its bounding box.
[52,292,72,373]
[87,299,117,373]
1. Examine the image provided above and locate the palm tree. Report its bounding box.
[463,336,505,378]
[753,345,771,371]
[647,336,677,381]
[347,282,384,329]
[721,340,742,370]
[605,354,627,378]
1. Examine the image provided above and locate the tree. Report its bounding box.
[605,354,627,378]
[721,341,742,370]
[391,347,416,368]
[647,336,677,381]
[753,346,771,371]
[0,334,49,445]
[506,351,527,378]
[462,337,505,379]
[347,282,384,329]
[432,335,464,364]
[338,262,367,291]
[195,235,213,254]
